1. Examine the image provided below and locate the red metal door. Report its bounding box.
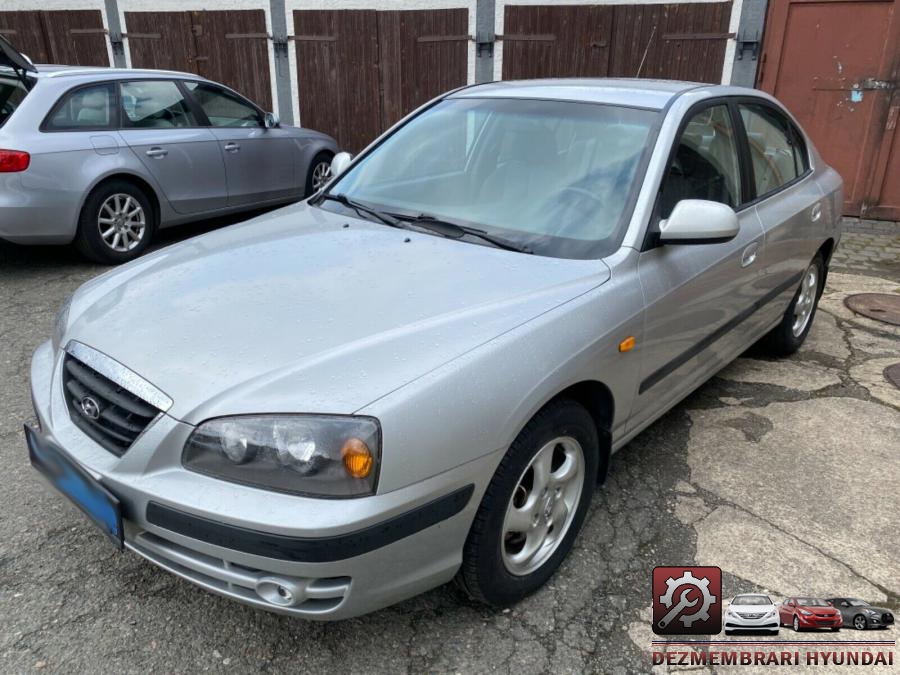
[758,0,900,219]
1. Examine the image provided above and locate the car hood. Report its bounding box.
[801,607,839,616]
[730,604,776,613]
[64,202,609,423]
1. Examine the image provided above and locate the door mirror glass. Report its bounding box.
[330,151,353,178]
[658,199,739,245]
[264,111,279,129]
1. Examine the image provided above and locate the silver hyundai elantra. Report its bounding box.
[28,78,842,619]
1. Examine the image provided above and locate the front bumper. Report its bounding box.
[724,612,780,631]
[29,340,499,619]
[796,613,843,629]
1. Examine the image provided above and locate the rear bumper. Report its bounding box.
[0,173,80,244]
[29,339,498,619]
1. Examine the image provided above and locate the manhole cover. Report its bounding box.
[886,363,900,391]
[844,293,900,326]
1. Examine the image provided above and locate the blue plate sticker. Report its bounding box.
[851,89,863,103]
[26,425,123,548]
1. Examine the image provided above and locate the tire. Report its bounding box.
[853,614,868,631]
[725,629,734,636]
[305,151,334,196]
[456,398,600,607]
[760,253,825,356]
[793,615,801,632]
[771,629,780,635]
[831,627,840,632]
[75,180,155,264]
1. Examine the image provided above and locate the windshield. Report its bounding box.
[796,598,829,607]
[325,97,658,259]
[848,600,870,607]
[733,595,771,606]
[0,75,30,127]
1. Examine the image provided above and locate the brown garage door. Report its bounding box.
[758,0,900,219]
[294,8,469,152]
[124,10,272,110]
[0,10,109,66]
[502,3,732,83]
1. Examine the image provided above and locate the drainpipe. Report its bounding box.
[730,0,767,88]
[269,0,295,125]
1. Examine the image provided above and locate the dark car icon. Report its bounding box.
[827,598,895,631]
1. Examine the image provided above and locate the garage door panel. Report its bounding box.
[1,10,108,67]
[0,12,50,64]
[125,12,194,74]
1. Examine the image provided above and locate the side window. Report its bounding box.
[739,103,802,198]
[45,83,114,130]
[184,82,262,128]
[119,81,197,129]
[659,104,742,219]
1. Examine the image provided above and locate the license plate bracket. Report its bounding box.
[25,424,124,550]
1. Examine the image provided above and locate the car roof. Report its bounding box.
[2,64,207,82]
[450,78,727,110]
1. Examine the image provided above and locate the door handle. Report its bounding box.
[741,242,759,268]
[811,203,822,222]
[145,147,168,158]
[224,142,240,153]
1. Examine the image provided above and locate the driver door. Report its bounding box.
[628,101,767,433]
[117,80,227,214]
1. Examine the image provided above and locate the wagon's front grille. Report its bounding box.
[62,344,168,456]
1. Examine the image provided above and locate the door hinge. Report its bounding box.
[736,30,760,61]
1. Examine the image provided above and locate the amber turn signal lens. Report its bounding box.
[341,437,374,478]
[618,336,636,353]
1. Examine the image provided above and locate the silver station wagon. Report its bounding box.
[0,36,336,263]
[28,78,841,620]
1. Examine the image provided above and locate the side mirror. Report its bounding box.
[330,151,353,178]
[264,112,280,129]
[658,199,739,245]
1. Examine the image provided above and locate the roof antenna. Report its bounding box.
[635,26,657,78]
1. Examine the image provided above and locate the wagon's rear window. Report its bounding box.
[0,75,30,127]
[325,97,659,259]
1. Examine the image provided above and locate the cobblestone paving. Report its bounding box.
[0,218,897,674]
[831,218,900,277]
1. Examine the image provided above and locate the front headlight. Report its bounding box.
[865,609,879,616]
[51,294,73,352]
[764,609,776,619]
[183,415,381,497]
[800,609,813,616]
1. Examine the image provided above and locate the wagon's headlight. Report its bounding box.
[183,415,381,497]
[52,294,73,352]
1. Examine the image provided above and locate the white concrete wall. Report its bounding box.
[493,0,743,84]
[283,0,477,126]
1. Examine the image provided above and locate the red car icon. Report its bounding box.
[779,597,843,631]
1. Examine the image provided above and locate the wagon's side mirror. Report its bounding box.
[264,112,280,129]
[658,199,740,245]
[331,151,353,177]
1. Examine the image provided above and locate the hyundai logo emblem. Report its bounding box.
[79,396,100,420]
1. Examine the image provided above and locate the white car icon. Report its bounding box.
[724,594,780,635]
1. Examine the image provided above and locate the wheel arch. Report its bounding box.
[540,380,614,484]
[79,172,162,229]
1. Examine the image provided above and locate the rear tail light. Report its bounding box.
[0,150,30,173]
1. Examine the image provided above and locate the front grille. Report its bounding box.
[63,353,161,455]
[737,612,764,619]
[883,613,894,624]
[815,618,837,625]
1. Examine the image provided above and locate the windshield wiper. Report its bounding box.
[393,213,532,254]
[317,193,407,229]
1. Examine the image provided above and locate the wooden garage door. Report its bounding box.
[125,10,272,110]
[502,3,732,83]
[758,0,900,219]
[294,9,469,152]
[0,10,109,66]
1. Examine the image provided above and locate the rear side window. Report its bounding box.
[0,76,31,127]
[45,83,114,131]
[183,82,262,128]
[739,103,805,197]
[120,80,197,128]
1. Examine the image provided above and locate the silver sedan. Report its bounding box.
[28,78,841,619]
[0,36,336,263]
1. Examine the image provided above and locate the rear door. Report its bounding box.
[183,81,298,206]
[116,79,227,214]
[630,101,767,433]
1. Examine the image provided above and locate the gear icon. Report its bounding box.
[658,570,717,627]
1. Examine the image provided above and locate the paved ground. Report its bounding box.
[0,219,897,674]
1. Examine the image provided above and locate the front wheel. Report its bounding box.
[793,615,802,632]
[75,181,155,264]
[305,151,334,196]
[854,615,868,630]
[456,399,600,607]
[760,253,824,356]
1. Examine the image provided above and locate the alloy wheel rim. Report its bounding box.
[98,193,146,252]
[794,616,799,631]
[311,161,332,191]
[501,436,584,576]
[791,264,818,336]
[855,616,866,630]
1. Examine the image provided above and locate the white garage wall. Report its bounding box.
[493,0,743,84]
[282,0,477,127]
